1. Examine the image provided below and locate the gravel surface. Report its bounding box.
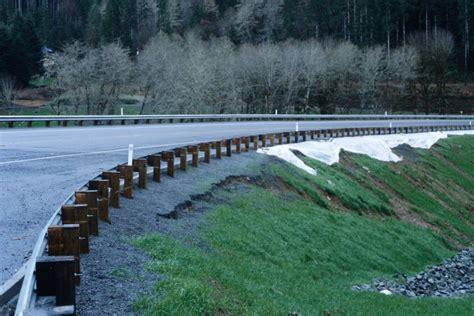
[353,248,474,297]
[76,152,269,315]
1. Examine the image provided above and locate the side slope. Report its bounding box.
[124,136,473,315]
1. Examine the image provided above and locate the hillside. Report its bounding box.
[115,135,474,315]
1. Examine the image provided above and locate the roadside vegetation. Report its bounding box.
[133,136,473,315]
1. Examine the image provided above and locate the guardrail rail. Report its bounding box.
[1,114,473,128]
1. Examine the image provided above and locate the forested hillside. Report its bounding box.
[0,1,473,114]
[2,1,472,67]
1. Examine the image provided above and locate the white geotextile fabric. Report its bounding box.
[258,130,474,175]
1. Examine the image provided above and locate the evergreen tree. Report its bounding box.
[85,3,102,47]
[0,25,10,76]
[6,16,42,85]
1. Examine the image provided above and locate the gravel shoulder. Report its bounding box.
[76,152,269,315]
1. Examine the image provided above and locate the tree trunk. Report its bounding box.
[139,87,150,115]
[464,0,470,86]
[403,15,406,47]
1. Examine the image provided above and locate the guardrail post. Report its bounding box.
[251,136,258,150]
[242,137,250,152]
[300,131,306,141]
[36,256,76,308]
[198,144,210,163]
[260,135,266,147]
[162,151,175,177]
[214,141,222,159]
[147,155,161,182]
[45,121,50,127]
[268,134,275,146]
[27,121,32,128]
[187,145,199,167]
[7,122,13,128]
[224,139,232,156]
[75,191,99,236]
[293,132,298,143]
[277,133,283,144]
[61,205,89,254]
[88,180,110,223]
[233,138,241,153]
[47,225,80,286]
[101,171,120,208]
[284,132,290,143]
[177,148,188,171]
[133,159,148,189]
[117,165,134,198]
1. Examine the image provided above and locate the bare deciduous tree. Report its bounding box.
[47,41,131,115]
[409,30,454,113]
[0,76,16,111]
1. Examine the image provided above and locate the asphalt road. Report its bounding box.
[0,119,471,285]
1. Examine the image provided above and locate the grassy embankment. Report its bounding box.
[133,136,473,315]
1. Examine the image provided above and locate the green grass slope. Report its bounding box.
[134,135,474,315]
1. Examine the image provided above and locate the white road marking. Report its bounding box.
[0,141,197,166]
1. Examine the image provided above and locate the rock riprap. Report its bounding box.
[352,248,473,298]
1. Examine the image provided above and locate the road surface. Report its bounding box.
[0,119,471,285]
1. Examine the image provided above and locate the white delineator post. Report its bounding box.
[296,122,299,132]
[121,107,124,116]
[128,144,134,166]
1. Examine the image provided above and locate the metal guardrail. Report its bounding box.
[9,121,474,315]
[1,114,474,128]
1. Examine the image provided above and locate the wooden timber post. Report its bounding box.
[162,151,175,177]
[300,131,306,142]
[75,191,99,236]
[117,165,133,198]
[268,134,275,146]
[177,148,188,171]
[61,205,89,254]
[132,159,148,189]
[277,133,283,144]
[89,179,110,223]
[224,139,232,157]
[47,225,80,286]
[252,136,258,150]
[215,141,222,159]
[188,145,199,167]
[147,155,161,182]
[102,171,120,208]
[36,256,76,307]
[198,143,210,163]
[259,134,266,147]
[233,138,241,153]
[242,137,250,152]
